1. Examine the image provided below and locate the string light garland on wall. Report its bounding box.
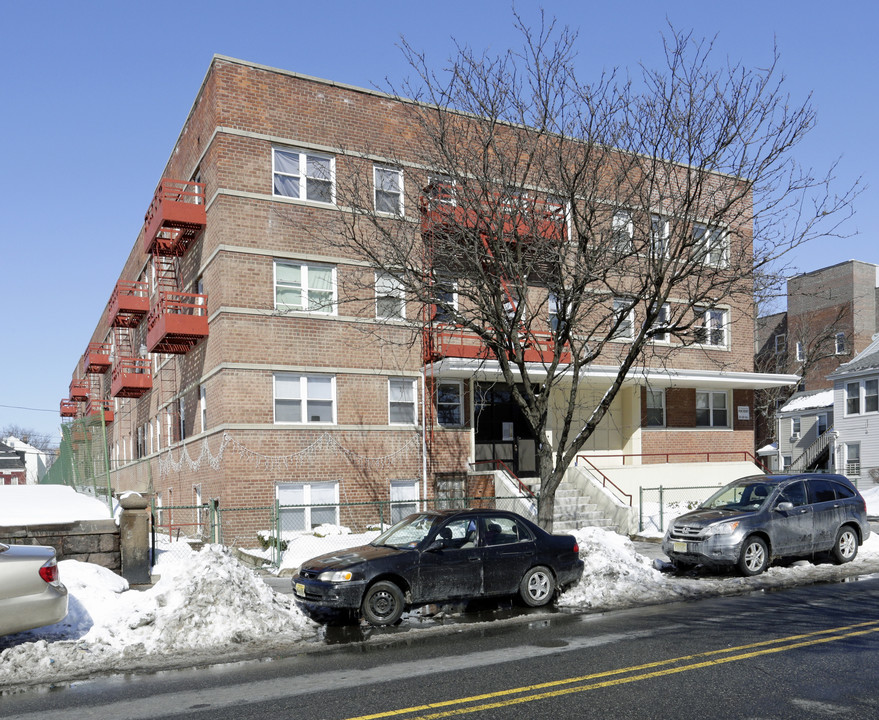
[158,431,422,477]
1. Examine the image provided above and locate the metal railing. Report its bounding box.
[572,455,633,506]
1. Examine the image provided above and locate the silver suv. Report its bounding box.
[662,474,871,576]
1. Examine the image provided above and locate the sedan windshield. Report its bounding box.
[700,480,774,512]
[371,514,439,548]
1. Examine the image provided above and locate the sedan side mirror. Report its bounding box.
[775,501,794,512]
[425,539,445,553]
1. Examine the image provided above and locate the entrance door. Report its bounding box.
[474,383,538,476]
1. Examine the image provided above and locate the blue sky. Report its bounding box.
[1,1,876,443]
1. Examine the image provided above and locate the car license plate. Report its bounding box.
[673,541,688,553]
[295,583,306,597]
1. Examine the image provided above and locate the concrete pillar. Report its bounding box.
[118,492,151,585]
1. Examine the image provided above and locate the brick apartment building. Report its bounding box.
[755,260,879,450]
[60,56,797,539]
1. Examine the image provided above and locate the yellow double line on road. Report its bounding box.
[345,619,879,720]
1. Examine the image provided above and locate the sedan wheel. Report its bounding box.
[737,536,769,577]
[361,581,404,626]
[519,566,556,607]
[831,526,858,564]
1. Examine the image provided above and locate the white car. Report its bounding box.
[0,543,68,636]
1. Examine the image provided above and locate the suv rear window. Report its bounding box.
[834,483,855,499]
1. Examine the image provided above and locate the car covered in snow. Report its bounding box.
[0,542,68,636]
[292,508,584,625]
[662,473,871,576]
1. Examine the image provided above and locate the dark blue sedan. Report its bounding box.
[292,508,584,625]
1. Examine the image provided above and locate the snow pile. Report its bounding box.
[0,544,313,687]
[278,527,381,573]
[0,485,112,525]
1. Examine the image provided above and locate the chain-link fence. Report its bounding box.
[41,415,114,514]
[150,494,536,570]
[638,485,721,534]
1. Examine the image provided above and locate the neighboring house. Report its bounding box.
[773,389,834,473]
[2,435,50,484]
[58,56,795,535]
[828,333,879,485]
[755,260,879,451]
[0,442,27,485]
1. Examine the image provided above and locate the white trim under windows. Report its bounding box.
[272,147,335,203]
[374,165,403,215]
[694,307,728,347]
[645,389,666,427]
[845,378,879,416]
[791,416,801,438]
[696,390,729,427]
[274,260,336,314]
[274,373,336,424]
[389,378,417,425]
[693,223,729,267]
[437,380,464,427]
[375,272,405,320]
[816,412,829,436]
[277,481,340,532]
[611,298,635,341]
[390,480,420,524]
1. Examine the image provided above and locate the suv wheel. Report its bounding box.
[831,526,859,564]
[737,536,769,576]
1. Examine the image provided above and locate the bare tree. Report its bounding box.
[1,424,57,452]
[331,15,856,529]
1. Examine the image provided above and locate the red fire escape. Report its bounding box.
[419,187,569,366]
[143,179,208,354]
[108,280,152,398]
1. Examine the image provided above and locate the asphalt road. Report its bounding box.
[3,572,879,720]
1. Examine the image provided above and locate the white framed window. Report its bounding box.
[775,334,786,354]
[437,380,464,427]
[427,174,455,205]
[374,165,403,215]
[866,379,879,413]
[548,292,569,334]
[389,378,417,425]
[199,384,207,433]
[846,382,860,415]
[835,332,846,355]
[178,397,186,441]
[390,480,419,524]
[650,214,669,258]
[791,416,801,437]
[274,261,336,313]
[694,307,727,347]
[845,443,860,476]
[649,303,671,343]
[696,390,728,427]
[274,373,336,424]
[816,413,829,436]
[277,481,339,532]
[432,276,458,323]
[611,298,635,341]
[782,455,792,471]
[693,223,729,267]
[796,341,804,362]
[611,211,633,253]
[645,389,666,427]
[193,484,203,530]
[272,148,334,203]
[375,272,405,320]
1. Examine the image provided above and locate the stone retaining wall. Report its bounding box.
[0,519,120,572]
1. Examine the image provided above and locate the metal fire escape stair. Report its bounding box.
[789,427,834,472]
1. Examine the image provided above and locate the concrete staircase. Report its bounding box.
[532,481,617,532]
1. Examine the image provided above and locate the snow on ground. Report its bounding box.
[0,485,112,525]
[2,487,879,689]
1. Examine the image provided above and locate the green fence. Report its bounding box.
[41,414,113,514]
[150,494,537,569]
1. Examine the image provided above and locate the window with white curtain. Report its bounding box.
[277,481,339,531]
[374,165,403,215]
[272,148,334,203]
[389,378,417,425]
[274,373,335,424]
[390,480,419,524]
[274,261,336,313]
